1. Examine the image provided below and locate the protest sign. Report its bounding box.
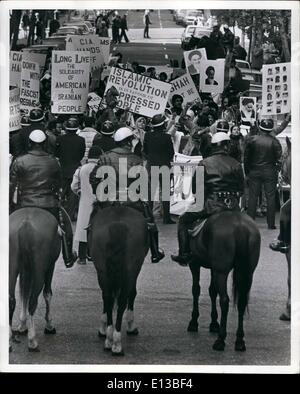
[99,37,111,65]
[261,62,290,115]
[20,60,40,115]
[51,51,90,114]
[240,96,257,126]
[10,51,47,87]
[10,51,22,87]
[66,35,110,70]
[199,59,225,93]
[184,48,207,76]
[170,153,203,216]
[104,67,172,118]
[9,87,20,132]
[169,73,201,106]
[87,92,101,113]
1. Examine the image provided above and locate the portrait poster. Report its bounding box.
[261,62,291,115]
[184,48,207,76]
[199,59,225,93]
[239,96,257,125]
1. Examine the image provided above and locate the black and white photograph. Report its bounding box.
[0,0,300,377]
[183,48,207,75]
[199,59,225,93]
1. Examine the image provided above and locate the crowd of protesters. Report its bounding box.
[9,11,291,268]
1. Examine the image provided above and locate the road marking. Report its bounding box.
[158,9,163,29]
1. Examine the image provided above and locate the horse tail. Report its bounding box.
[18,221,34,310]
[232,228,253,308]
[106,223,128,300]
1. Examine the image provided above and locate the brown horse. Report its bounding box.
[9,208,61,352]
[89,205,149,356]
[188,211,261,351]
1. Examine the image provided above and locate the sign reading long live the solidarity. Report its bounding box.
[51,51,90,114]
[105,67,172,118]
[20,59,40,115]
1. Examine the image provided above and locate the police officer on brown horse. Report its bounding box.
[9,129,77,268]
[171,132,245,266]
[90,127,165,263]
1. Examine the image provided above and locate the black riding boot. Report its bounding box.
[148,223,165,263]
[59,208,77,268]
[171,227,192,266]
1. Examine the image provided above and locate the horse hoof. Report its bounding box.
[187,322,198,332]
[209,322,220,333]
[279,313,290,321]
[235,340,246,352]
[112,350,124,357]
[17,329,28,336]
[44,327,56,335]
[28,346,40,353]
[98,330,106,339]
[127,328,139,336]
[212,339,225,351]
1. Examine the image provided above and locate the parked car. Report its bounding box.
[235,59,262,95]
[181,25,212,50]
[182,10,204,27]
[52,26,88,37]
[174,10,190,25]
[63,21,95,34]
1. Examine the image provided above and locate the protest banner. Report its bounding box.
[19,59,40,115]
[10,51,47,87]
[184,48,207,76]
[9,87,21,132]
[170,152,203,216]
[66,35,110,71]
[261,62,291,115]
[169,73,201,107]
[104,67,172,118]
[51,51,90,114]
[199,59,225,93]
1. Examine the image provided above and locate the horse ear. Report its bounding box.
[286,136,291,152]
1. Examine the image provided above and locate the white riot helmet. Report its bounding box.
[114,127,133,142]
[211,132,230,144]
[29,129,46,143]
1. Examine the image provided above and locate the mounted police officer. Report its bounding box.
[171,132,245,266]
[90,127,165,263]
[9,129,77,268]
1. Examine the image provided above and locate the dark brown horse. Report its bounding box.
[9,208,61,352]
[188,211,261,351]
[89,205,149,356]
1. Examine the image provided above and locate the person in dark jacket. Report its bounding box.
[90,127,165,263]
[143,114,175,224]
[93,120,117,152]
[9,129,77,268]
[55,117,85,220]
[119,14,129,43]
[244,118,282,229]
[171,132,244,266]
[143,10,151,39]
[49,14,60,36]
[233,36,247,61]
[112,11,121,43]
[12,108,45,157]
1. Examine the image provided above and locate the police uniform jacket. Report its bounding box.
[9,149,61,208]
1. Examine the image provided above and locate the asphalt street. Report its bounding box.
[9,215,290,367]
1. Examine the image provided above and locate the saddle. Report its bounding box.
[188,218,208,238]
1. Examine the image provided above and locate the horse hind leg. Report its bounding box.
[17,296,28,335]
[103,294,114,351]
[43,263,56,335]
[27,284,44,352]
[9,295,17,351]
[209,272,219,333]
[212,272,229,351]
[98,280,107,338]
[112,292,127,356]
[126,286,139,336]
[187,262,200,332]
